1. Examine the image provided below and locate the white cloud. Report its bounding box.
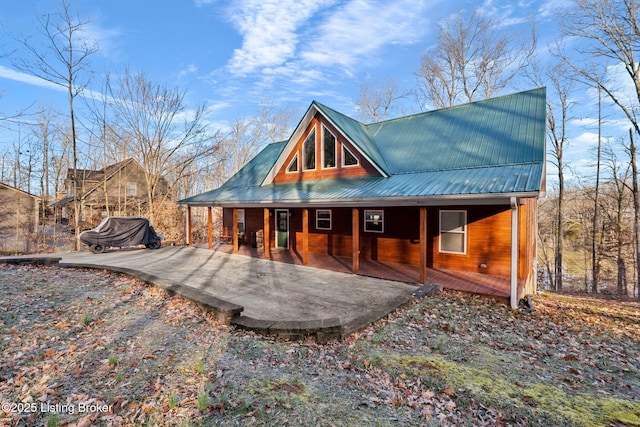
[178,64,198,80]
[572,131,599,147]
[0,65,119,106]
[223,0,434,84]
[0,66,62,91]
[536,0,571,18]
[602,62,639,110]
[76,22,122,59]
[300,0,431,70]
[225,0,334,75]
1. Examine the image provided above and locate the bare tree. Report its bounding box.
[108,68,217,221]
[416,9,536,109]
[627,129,640,298]
[601,140,633,295]
[13,0,98,249]
[31,105,60,204]
[355,78,408,123]
[529,59,576,291]
[256,100,297,144]
[592,87,604,293]
[562,0,640,135]
[561,0,640,297]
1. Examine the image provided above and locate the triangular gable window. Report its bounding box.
[303,129,316,170]
[342,145,359,166]
[286,154,299,173]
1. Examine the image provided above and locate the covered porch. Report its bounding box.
[185,205,517,303]
[204,240,511,301]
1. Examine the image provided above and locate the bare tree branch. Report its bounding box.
[416,9,536,109]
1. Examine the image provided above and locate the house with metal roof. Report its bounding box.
[179,88,546,308]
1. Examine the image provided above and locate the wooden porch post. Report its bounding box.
[352,208,360,274]
[207,206,213,249]
[263,208,270,258]
[420,207,427,284]
[302,208,309,265]
[232,208,239,254]
[186,206,192,247]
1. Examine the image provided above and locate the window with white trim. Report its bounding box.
[316,209,332,230]
[303,128,316,170]
[286,154,299,173]
[322,125,336,169]
[364,210,384,233]
[439,210,467,254]
[127,182,137,196]
[342,145,359,166]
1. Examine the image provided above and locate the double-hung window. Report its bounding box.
[316,210,332,230]
[364,210,384,233]
[439,210,467,254]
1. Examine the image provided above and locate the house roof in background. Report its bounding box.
[0,182,41,200]
[53,158,139,207]
[179,88,546,207]
[66,158,133,182]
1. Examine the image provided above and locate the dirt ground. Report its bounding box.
[1,264,639,426]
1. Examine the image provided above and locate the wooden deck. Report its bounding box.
[203,242,510,300]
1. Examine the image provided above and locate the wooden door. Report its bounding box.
[275,209,289,248]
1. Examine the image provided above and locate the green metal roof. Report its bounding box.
[179,88,546,206]
[179,163,543,207]
[368,88,546,174]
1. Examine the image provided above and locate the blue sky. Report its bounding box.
[0,0,557,121]
[0,0,632,186]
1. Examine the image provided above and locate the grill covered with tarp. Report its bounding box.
[78,216,162,253]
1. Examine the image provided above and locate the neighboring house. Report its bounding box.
[179,88,546,307]
[51,158,167,227]
[0,182,40,253]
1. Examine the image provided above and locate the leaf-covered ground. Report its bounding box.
[1,264,639,426]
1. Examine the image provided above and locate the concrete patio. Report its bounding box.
[1,246,434,341]
[205,242,511,300]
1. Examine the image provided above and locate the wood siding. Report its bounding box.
[273,114,380,183]
[431,206,513,276]
[223,202,538,293]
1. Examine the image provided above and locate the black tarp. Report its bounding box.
[78,217,161,248]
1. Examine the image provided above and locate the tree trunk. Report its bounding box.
[591,88,602,293]
[71,95,80,251]
[630,129,640,299]
[556,157,564,292]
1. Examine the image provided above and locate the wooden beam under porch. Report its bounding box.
[207,242,510,301]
